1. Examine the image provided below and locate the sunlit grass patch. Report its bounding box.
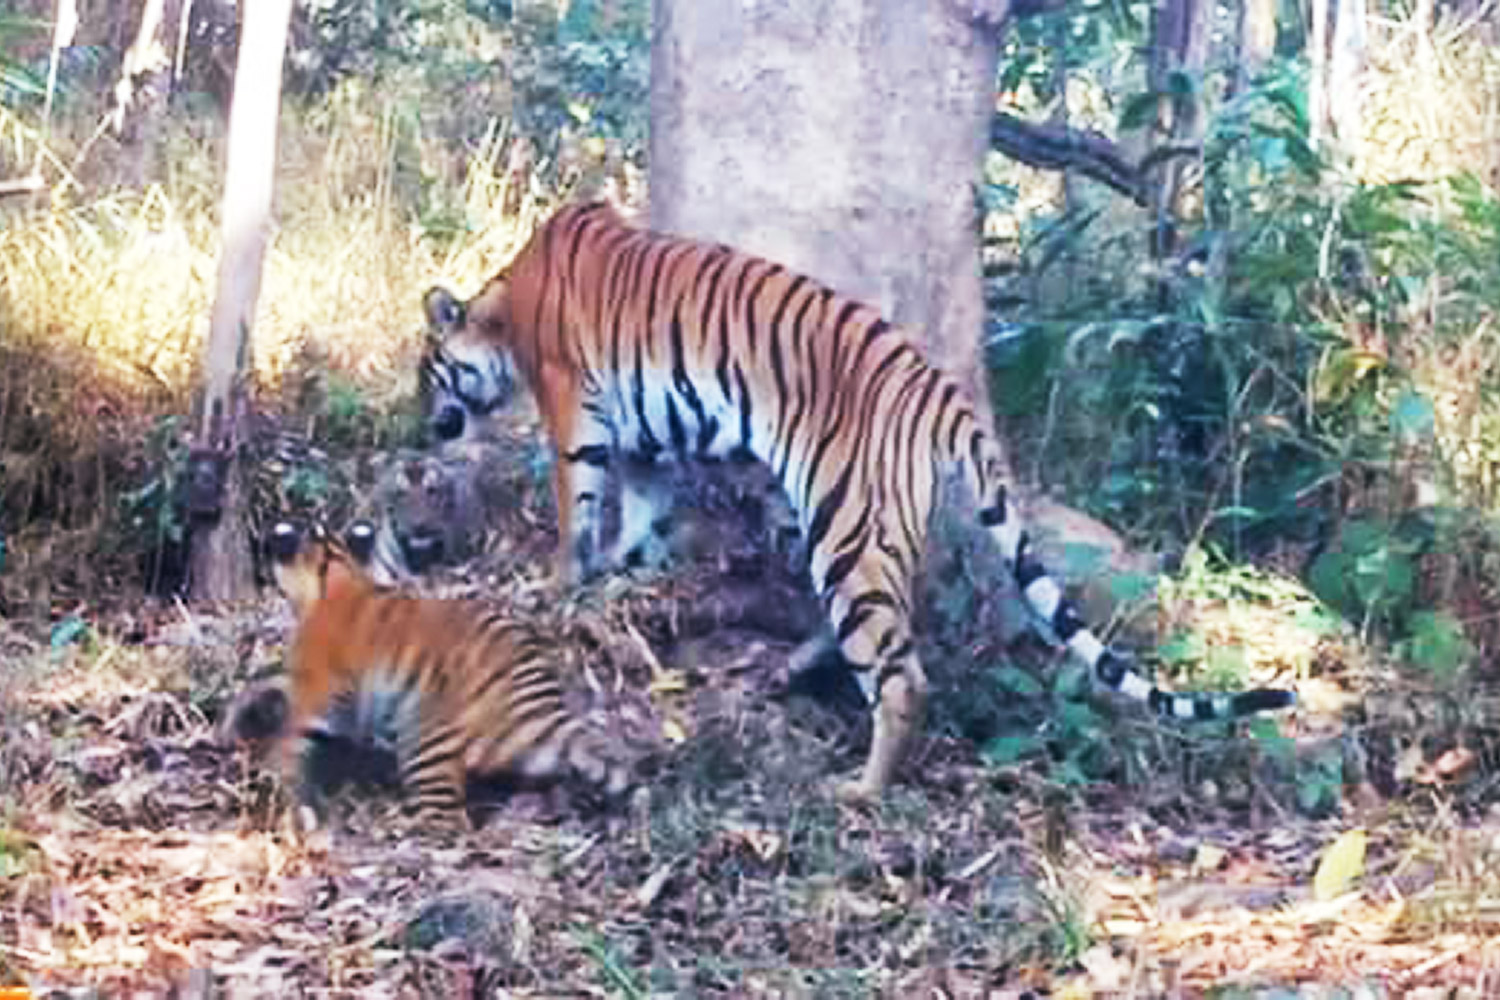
[1360,10,1500,187]
[1154,545,1350,698]
[0,91,564,603]
[0,113,544,400]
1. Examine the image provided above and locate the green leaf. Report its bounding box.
[1107,570,1157,605]
[1390,389,1436,442]
[1313,828,1367,901]
[1156,632,1204,666]
[1399,611,1473,679]
[1307,549,1353,615]
[50,616,91,653]
[1291,605,1341,638]
[1056,700,1100,736]
[982,733,1039,766]
[1118,91,1160,131]
[993,665,1043,697]
[1349,545,1413,613]
[1250,718,1295,764]
[1339,519,1387,555]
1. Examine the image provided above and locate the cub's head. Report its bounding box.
[372,449,479,577]
[420,282,519,446]
[268,521,379,616]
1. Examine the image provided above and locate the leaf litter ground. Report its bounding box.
[4,469,1500,997]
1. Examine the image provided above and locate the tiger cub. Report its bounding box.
[361,447,488,586]
[269,520,629,828]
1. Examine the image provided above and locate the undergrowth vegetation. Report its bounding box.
[991,18,1500,695]
[0,0,644,602]
[0,2,1497,778]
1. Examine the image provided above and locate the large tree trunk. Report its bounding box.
[650,0,1004,403]
[648,0,1155,602]
[188,0,293,602]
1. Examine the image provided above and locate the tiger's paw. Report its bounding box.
[413,809,473,840]
[606,533,672,576]
[832,774,883,805]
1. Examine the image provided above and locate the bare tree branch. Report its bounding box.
[0,175,45,198]
[989,112,1156,205]
[957,0,1067,28]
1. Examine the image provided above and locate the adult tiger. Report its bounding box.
[269,519,629,828]
[418,201,1295,801]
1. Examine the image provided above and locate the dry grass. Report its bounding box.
[0,97,544,398]
[0,87,562,604]
[1360,10,1500,188]
[1355,11,1500,520]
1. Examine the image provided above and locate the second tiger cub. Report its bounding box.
[269,520,629,828]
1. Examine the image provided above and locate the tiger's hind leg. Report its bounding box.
[839,650,928,803]
[817,554,929,802]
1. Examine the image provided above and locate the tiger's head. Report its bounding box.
[268,521,380,616]
[419,283,520,446]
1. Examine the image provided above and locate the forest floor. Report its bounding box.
[3,469,1500,999]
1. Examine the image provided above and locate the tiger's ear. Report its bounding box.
[424,287,466,337]
[344,521,377,565]
[269,521,302,563]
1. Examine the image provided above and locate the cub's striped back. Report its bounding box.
[269,521,628,827]
[417,201,1295,802]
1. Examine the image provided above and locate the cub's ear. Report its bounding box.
[218,680,290,747]
[269,521,302,563]
[345,520,377,565]
[423,287,465,335]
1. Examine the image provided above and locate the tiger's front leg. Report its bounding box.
[399,709,472,833]
[540,379,616,587]
[550,458,608,586]
[550,438,616,588]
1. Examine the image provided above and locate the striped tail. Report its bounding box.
[966,442,1296,720]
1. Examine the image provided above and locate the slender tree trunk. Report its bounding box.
[650,0,1006,405]
[1146,0,1208,268]
[1230,0,1278,97]
[111,0,175,187]
[189,0,293,602]
[1327,0,1367,148]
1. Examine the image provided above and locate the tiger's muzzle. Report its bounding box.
[399,528,446,573]
[432,403,466,443]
